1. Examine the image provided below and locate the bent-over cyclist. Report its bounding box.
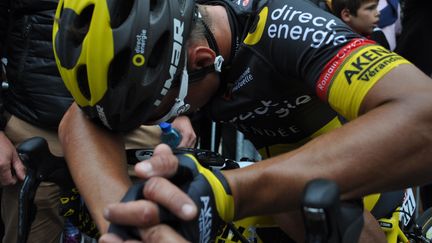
[52,0,432,242]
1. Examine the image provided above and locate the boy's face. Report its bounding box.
[344,0,379,36]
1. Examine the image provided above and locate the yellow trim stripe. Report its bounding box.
[244,7,268,46]
[363,193,380,211]
[185,154,235,222]
[328,46,410,120]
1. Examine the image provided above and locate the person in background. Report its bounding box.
[0,1,71,241]
[395,0,432,77]
[330,0,390,48]
[377,0,402,51]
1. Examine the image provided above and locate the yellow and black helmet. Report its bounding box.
[53,0,195,131]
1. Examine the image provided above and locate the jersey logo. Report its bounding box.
[343,48,400,84]
[266,4,348,48]
[199,196,212,243]
[316,38,372,99]
[316,38,410,120]
[132,29,147,67]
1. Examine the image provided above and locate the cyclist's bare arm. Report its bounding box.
[58,103,132,233]
[225,63,432,219]
[58,104,197,234]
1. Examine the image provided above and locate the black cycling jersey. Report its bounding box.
[205,0,409,154]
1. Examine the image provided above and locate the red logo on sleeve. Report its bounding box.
[316,38,375,100]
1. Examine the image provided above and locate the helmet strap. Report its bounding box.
[153,59,190,124]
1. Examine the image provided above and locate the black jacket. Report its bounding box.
[0,0,73,130]
[395,0,432,76]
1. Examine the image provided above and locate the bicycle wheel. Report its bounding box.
[415,207,432,240]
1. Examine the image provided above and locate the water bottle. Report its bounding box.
[159,122,182,149]
[62,218,81,243]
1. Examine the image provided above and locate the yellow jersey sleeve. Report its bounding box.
[316,39,410,120]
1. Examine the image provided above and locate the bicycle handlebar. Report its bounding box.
[17,137,365,243]
[302,179,364,243]
[126,147,240,169]
[16,137,238,243]
[17,137,73,243]
[17,137,73,187]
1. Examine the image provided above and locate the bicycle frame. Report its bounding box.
[379,208,410,243]
[364,188,417,243]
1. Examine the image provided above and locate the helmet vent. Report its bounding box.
[71,5,94,47]
[147,32,169,68]
[110,0,134,28]
[108,48,131,89]
[149,0,158,11]
[77,65,92,100]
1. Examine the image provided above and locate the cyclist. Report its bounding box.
[53,0,432,242]
[377,0,402,51]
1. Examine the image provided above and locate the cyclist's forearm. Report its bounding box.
[59,103,132,233]
[225,64,432,220]
[227,110,431,220]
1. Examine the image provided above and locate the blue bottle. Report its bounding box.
[159,122,182,149]
[62,218,81,243]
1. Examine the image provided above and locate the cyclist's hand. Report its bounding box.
[105,144,235,242]
[0,131,25,185]
[167,152,234,241]
[171,115,196,148]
